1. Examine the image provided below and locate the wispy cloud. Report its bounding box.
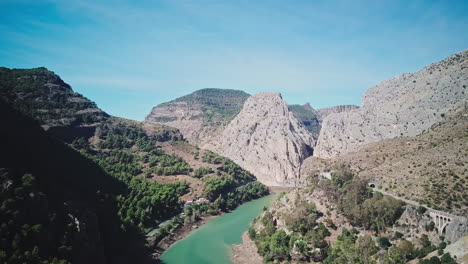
[1,0,467,120]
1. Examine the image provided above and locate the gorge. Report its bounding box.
[144,49,468,263]
[1,50,467,264]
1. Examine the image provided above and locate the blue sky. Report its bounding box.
[1,0,467,121]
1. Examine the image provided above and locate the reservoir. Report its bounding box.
[160,194,276,264]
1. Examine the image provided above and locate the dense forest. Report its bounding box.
[0,103,151,264]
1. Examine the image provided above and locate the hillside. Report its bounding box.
[0,67,108,129]
[249,167,463,264]
[315,49,468,158]
[0,68,268,263]
[288,104,360,140]
[145,88,250,149]
[316,104,359,120]
[221,93,315,186]
[302,106,468,215]
[288,103,321,139]
[0,103,152,264]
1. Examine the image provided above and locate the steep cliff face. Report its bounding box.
[316,105,359,120]
[221,93,315,186]
[144,88,249,150]
[288,103,321,139]
[302,106,468,216]
[315,49,468,158]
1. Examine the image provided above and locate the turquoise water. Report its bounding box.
[160,194,275,264]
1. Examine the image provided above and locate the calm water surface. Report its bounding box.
[160,194,276,264]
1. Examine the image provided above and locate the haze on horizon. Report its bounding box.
[1,0,467,121]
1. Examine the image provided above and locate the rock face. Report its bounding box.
[446,217,468,244]
[316,105,359,120]
[0,67,109,130]
[145,88,249,150]
[288,103,321,139]
[221,93,315,186]
[315,50,468,158]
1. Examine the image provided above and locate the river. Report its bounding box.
[160,194,276,264]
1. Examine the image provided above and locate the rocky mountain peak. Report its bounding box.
[144,88,249,149]
[302,102,315,111]
[314,49,468,158]
[220,92,315,186]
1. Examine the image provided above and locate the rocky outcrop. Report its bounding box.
[288,103,321,139]
[221,93,315,186]
[289,104,359,140]
[316,105,359,120]
[145,88,249,150]
[446,217,468,244]
[0,67,109,130]
[315,49,468,158]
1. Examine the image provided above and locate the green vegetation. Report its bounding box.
[0,170,75,264]
[199,151,267,211]
[0,103,151,263]
[325,229,377,264]
[0,68,268,263]
[325,166,405,233]
[193,167,214,178]
[289,104,321,136]
[160,88,250,124]
[284,199,319,235]
[204,179,268,211]
[75,121,191,231]
[0,67,108,127]
[249,166,441,264]
[151,216,184,244]
[419,253,457,264]
[377,237,392,249]
[202,150,225,164]
[251,198,331,263]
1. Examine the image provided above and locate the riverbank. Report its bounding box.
[232,232,263,264]
[159,194,276,264]
[152,214,221,259]
[269,186,295,193]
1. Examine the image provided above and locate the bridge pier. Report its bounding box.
[429,211,453,235]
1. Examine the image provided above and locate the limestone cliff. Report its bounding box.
[288,103,321,139]
[221,93,315,186]
[315,49,468,158]
[144,88,249,150]
[316,105,359,120]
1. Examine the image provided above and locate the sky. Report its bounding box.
[1,0,467,121]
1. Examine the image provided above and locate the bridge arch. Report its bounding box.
[429,211,453,235]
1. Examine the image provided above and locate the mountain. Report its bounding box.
[247,105,468,263]
[0,102,151,264]
[302,106,468,215]
[146,91,321,186]
[316,104,359,120]
[0,68,268,263]
[0,67,108,129]
[145,88,250,149]
[221,93,315,186]
[288,103,360,139]
[315,49,468,158]
[288,103,321,139]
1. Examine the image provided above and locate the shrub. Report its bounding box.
[377,237,392,249]
[193,167,213,178]
[394,231,404,239]
[417,206,428,214]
